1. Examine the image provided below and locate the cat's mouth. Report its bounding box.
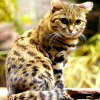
[63,29,77,34]
[57,30,81,39]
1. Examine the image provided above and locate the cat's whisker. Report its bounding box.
[54,32,60,43]
[49,34,56,44]
[54,35,58,43]
[46,33,54,39]
[57,31,65,37]
[80,34,87,42]
[49,32,59,44]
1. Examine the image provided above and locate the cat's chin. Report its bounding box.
[61,32,81,39]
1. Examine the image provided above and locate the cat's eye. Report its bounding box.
[75,19,81,25]
[60,18,68,25]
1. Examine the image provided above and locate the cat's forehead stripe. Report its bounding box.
[63,3,81,12]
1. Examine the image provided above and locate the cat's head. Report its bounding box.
[49,0,93,39]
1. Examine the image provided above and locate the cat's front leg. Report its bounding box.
[53,62,71,100]
[62,90,71,100]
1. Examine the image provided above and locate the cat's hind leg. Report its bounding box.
[7,82,64,100]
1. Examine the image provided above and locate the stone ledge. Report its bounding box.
[0,87,7,100]
[66,88,100,99]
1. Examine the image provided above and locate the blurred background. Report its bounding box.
[0,0,100,92]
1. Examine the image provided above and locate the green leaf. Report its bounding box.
[0,51,9,55]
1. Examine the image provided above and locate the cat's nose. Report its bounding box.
[68,29,73,33]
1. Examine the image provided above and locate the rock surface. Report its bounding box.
[0,87,7,100]
[66,88,100,99]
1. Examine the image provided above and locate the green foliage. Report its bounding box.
[0,0,18,22]
[0,51,8,61]
[0,0,24,33]
[0,51,9,86]
[64,34,100,88]
[0,0,33,34]
[95,64,100,88]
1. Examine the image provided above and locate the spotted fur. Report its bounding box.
[5,0,93,100]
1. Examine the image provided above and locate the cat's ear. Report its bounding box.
[51,0,62,13]
[82,2,93,11]
[79,2,93,13]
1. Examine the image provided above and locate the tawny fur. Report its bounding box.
[5,0,93,100]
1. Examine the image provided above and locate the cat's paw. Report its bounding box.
[62,93,71,100]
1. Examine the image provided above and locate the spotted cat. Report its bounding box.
[5,0,93,100]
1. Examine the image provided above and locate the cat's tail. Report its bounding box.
[6,82,64,100]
